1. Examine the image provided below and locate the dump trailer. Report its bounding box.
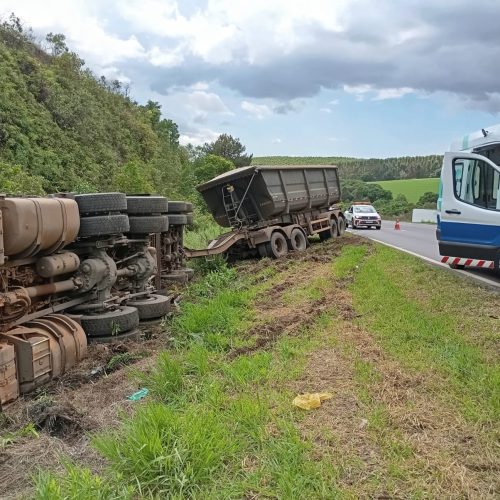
[185,165,345,260]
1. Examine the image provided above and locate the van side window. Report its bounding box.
[453,158,500,210]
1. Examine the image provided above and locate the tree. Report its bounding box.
[202,134,252,167]
[341,179,392,203]
[112,161,153,194]
[0,162,45,195]
[194,154,234,185]
[45,32,68,56]
[416,191,438,207]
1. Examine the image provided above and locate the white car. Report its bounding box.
[344,203,381,229]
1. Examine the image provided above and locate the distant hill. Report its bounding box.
[252,156,443,182]
[369,178,439,203]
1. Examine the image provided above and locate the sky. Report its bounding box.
[2,0,500,158]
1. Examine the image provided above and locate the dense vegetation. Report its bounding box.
[0,16,185,197]
[253,155,442,182]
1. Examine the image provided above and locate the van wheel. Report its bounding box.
[289,228,307,251]
[261,232,288,259]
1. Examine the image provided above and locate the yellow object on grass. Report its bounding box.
[292,392,333,410]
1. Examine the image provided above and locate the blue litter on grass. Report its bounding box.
[127,388,149,401]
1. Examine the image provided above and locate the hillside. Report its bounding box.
[0,17,184,196]
[369,178,440,203]
[253,155,442,182]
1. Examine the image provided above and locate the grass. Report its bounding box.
[32,238,499,499]
[369,178,439,202]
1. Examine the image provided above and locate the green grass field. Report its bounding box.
[369,178,439,203]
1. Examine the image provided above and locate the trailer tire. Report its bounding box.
[168,201,187,213]
[128,294,171,320]
[74,193,127,215]
[289,228,307,252]
[261,231,288,259]
[78,214,130,238]
[78,306,139,338]
[126,196,168,215]
[168,214,188,225]
[186,213,194,225]
[319,218,338,241]
[337,217,346,236]
[128,215,169,234]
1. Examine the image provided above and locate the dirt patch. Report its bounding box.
[0,324,171,499]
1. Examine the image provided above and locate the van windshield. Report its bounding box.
[353,205,376,213]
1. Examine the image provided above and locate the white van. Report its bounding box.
[437,124,500,269]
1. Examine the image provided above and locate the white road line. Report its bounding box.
[361,236,500,289]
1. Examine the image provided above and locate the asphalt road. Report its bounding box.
[348,220,500,289]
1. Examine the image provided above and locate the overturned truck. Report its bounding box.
[185,165,345,260]
[0,193,193,407]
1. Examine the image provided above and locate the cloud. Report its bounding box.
[241,100,272,119]
[5,0,500,112]
[272,138,282,144]
[179,126,219,146]
[320,107,332,113]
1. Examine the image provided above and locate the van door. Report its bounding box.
[439,152,500,261]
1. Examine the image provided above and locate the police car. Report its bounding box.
[344,202,382,229]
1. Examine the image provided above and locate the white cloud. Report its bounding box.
[272,138,282,143]
[373,87,414,100]
[329,99,339,105]
[147,46,185,67]
[185,91,232,114]
[241,100,272,119]
[179,126,219,146]
[320,107,332,113]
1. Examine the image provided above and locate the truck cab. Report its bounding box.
[437,124,500,269]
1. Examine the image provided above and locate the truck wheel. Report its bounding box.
[289,228,307,251]
[126,196,168,214]
[319,218,338,241]
[78,214,130,238]
[168,214,188,225]
[168,201,187,213]
[376,225,381,230]
[263,231,288,259]
[74,193,127,215]
[78,306,139,338]
[128,215,169,234]
[128,295,171,320]
[337,217,346,236]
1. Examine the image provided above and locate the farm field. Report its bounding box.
[369,177,440,202]
[3,235,498,499]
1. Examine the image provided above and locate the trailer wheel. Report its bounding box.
[167,201,188,213]
[337,217,346,236]
[168,214,188,226]
[128,215,169,234]
[289,228,307,252]
[319,218,338,241]
[74,193,127,215]
[128,294,171,320]
[78,214,130,238]
[78,306,139,338]
[260,231,288,259]
[126,196,168,215]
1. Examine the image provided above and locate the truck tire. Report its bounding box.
[74,193,127,215]
[87,330,138,344]
[78,306,139,338]
[186,213,194,225]
[128,294,171,320]
[168,214,188,226]
[128,215,169,234]
[126,196,168,215]
[262,231,288,259]
[168,201,187,213]
[185,202,193,212]
[289,228,307,252]
[78,214,130,238]
[337,217,346,236]
[319,218,338,241]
